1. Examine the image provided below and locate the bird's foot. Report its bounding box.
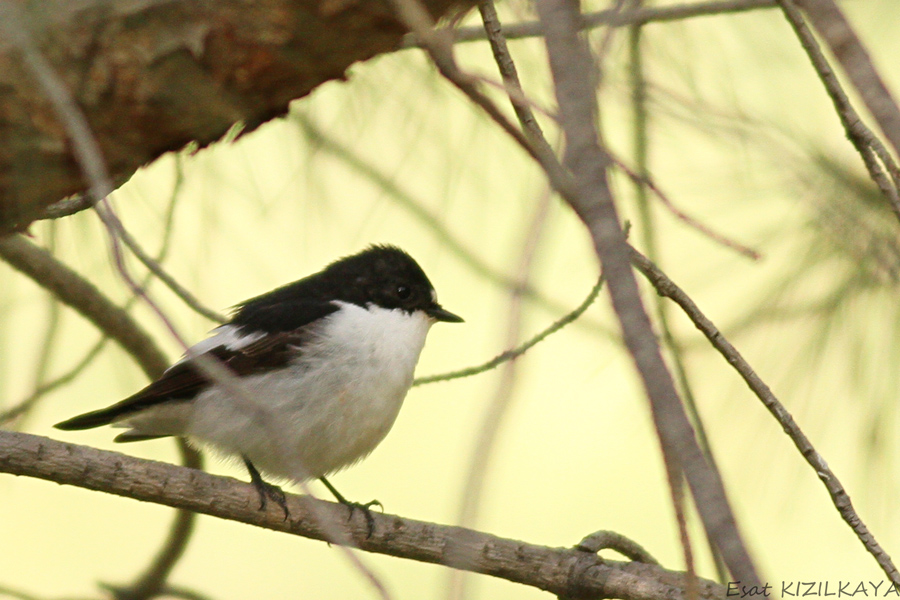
[244,457,290,520]
[320,476,382,538]
[255,479,290,519]
[343,499,383,538]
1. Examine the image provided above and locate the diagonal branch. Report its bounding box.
[791,0,900,164]
[0,430,724,600]
[0,235,169,379]
[774,0,900,221]
[534,0,760,584]
[629,246,900,587]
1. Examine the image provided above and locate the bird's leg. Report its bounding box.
[243,457,289,519]
[319,476,382,537]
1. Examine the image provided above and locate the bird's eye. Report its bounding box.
[396,285,412,300]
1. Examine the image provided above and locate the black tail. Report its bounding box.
[55,403,135,431]
[56,406,171,443]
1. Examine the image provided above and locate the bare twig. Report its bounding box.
[0,236,169,378]
[405,0,779,46]
[37,193,97,221]
[590,0,632,88]
[385,0,578,205]
[0,338,108,426]
[611,155,760,260]
[775,0,900,222]
[413,275,604,386]
[31,227,63,391]
[0,430,725,600]
[534,0,759,584]
[629,246,900,587]
[476,0,554,156]
[96,200,226,324]
[791,0,900,166]
[575,530,660,565]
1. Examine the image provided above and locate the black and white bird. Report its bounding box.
[56,245,462,517]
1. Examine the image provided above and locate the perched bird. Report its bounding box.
[56,245,462,520]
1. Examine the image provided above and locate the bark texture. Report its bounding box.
[0,0,469,232]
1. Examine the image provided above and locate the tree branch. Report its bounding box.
[629,246,900,587]
[535,0,760,585]
[773,0,900,222]
[0,430,723,600]
[791,0,900,164]
[0,234,168,379]
[0,0,472,234]
[406,0,779,46]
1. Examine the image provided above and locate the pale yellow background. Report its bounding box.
[2,1,899,598]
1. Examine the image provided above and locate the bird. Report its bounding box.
[56,245,462,523]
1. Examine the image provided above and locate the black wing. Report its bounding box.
[55,300,339,432]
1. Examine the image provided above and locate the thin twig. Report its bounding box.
[31,226,62,393]
[575,530,660,565]
[38,193,97,220]
[791,0,900,167]
[775,0,900,222]
[413,275,604,386]
[476,0,553,155]
[0,430,726,600]
[0,236,169,378]
[385,0,579,204]
[403,0,779,46]
[611,155,760,260]
[629,245,900,587]
[96,201,226,324]
[0,339,108,426]
[468,73,558,122]
[590,0,632,89]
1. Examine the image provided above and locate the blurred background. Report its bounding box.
[2,0,900,597]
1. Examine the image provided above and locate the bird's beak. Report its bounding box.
[426,305,464,323]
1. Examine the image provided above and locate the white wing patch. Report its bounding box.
[168,324,266,370]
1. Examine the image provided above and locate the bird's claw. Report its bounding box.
[344,499,383,538]
[244,457,290,520]
[255,480,290,520]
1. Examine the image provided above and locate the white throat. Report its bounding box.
[320,300,432,385]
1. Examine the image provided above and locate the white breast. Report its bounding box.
[185,302,433,482]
